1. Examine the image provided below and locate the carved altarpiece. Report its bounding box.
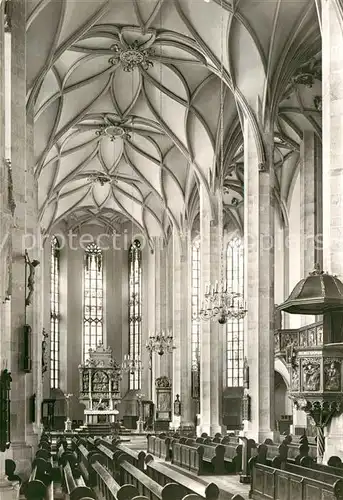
[78,344,121,415]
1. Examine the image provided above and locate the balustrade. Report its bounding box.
[274,322,323,357]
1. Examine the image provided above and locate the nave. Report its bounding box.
[17,429,343,500]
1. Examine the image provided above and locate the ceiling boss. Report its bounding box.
[109,40,154,72]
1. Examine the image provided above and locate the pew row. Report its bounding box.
[62,460,96,500]
[119,455,203,500]
[250,461,343,500]
[145,454,220,500]
[91,459,148,500]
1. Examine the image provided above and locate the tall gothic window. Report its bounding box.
[191,238,200,398]
[83,243,103,360]
[226,237,244,387]
[50,236,60,389]
[128,240,142,390]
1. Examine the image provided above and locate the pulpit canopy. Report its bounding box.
[278,265,343,315]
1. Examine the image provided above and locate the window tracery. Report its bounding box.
[83,243,103,360]
[191,238,201,398]
[226,237,244,387]
[50,236,60,388]
[129,240,142,390]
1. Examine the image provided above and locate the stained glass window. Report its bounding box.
[83,243,103,360]
[129,240,142,390]
[50,236,60,389]
[191,238,200,398]
[226,237,244,387]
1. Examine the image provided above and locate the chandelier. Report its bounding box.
[146,331,176,356]
[96,124,131,141]
[109,40,154,72]
[121,354,142,375]
[199,284,247,324]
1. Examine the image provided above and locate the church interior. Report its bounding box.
[1,0,343,499]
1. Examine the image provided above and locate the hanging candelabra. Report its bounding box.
[145,331,175,356]
[198,285,247,324]
[121,354,142,375]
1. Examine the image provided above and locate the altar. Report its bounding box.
[78,344,121,429]
[84,409,119,424]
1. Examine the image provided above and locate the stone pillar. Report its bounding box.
[243,120,276,442]
[199,188,222,435]
[142,246,155,401]
[10,0,34,476]
[321,0,343,462]
[153,238,163,395]
[300,130,322,276]
[171,229,193,429]
[300,130,322,331]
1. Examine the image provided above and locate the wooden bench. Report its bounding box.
[25,457,52,500]
[172,442,204,475]
[95,443,117,476]
[275,460,343,490]
[200,443,225,474]
[118,456,192,500]
[38,440,51,451]
[74,443,95,483]
[145,454,220,500]
[62,460,96,500]
[300,456,343,477]
[115,444,146,470]
[91,458,148,500]
[250,461,343,500]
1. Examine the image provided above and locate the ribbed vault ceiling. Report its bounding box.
[27,0,321,243]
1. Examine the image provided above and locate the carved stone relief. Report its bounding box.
[291,361,300,391]
[324,359,341,392]
[302,358,320,392]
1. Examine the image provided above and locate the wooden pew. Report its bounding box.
[149,435,171,461]
[145,454,220,500]
[62,461,96,500]
[172,442,205,475]
[91,458,148,500]
[279,460,343,489]
[118,455,193,500]
[250,461,343,500]
[95,442,117,476]
[39,441,51,452]
[25,457,52,500]
[115,444,146,470]
[74,442,97,483]
[300,456,343,477]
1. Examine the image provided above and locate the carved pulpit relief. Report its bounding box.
[302,358,320,392]
[324,359,341,392]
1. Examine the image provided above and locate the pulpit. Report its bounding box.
[78,344,121,430]
[278,266,343,462]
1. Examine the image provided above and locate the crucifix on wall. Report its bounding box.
[24,250,40,307]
